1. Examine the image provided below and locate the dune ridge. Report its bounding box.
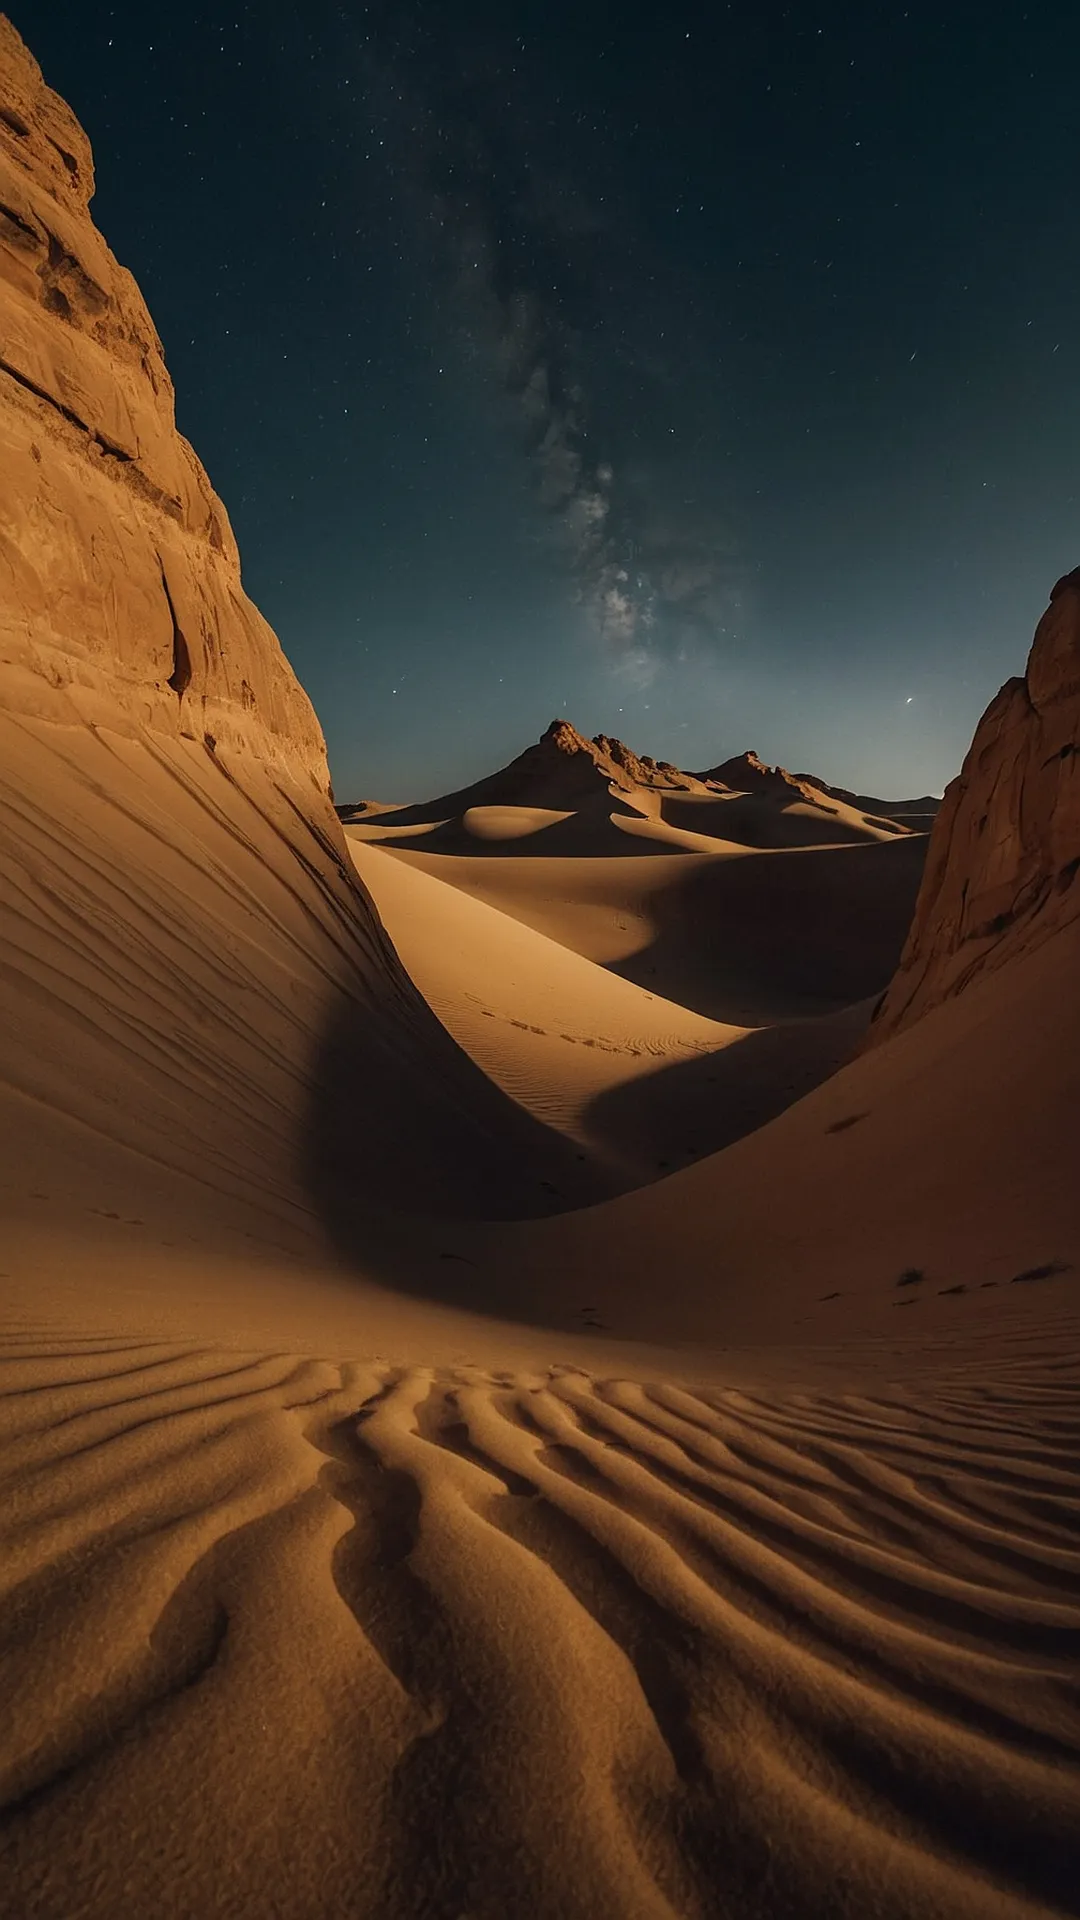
[346,832,877,1186]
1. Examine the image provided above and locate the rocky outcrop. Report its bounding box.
[352,722,922,846]
[869,570,1080,1043]
[695,749,817,799]
[590,732,705,793]
[0,18,598,1240]
[548,723,718,796]
[0,16,327,779]
[359,718,720,826]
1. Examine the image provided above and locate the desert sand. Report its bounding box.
[1,19,1079,1919]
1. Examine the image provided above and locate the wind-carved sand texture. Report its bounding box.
[3,1338,1080,1919]
[1,20,1079,1920]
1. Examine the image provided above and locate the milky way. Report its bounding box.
[375,14,745,677]
[21,0,1080,800]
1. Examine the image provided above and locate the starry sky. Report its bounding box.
[13,1,1080,801]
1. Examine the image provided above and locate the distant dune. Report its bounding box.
[1,20,1078,1920]
[342,723,925,854]
[353,813,926,1023]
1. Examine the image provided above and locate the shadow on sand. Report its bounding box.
[604,835,929,1022]
[581,1002,870,1178]
[301,818,926,1321]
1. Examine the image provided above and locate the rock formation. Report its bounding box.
[347,718,721,826]
[0,18,596,1241]
[346,721,925,857]
[0,15,327,774]
[869,569,1080,1042]
[589,731,705,793]
[694,748,805,795]
[692,749,918,824]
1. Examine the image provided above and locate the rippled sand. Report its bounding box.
[2,1327,1078,1918]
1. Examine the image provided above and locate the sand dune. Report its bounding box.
[2,23,1079,1920]
[656,787,906,848]
[349,787,750,858]
[465,913,1080,1347]
[347,834,870,1186]
[351,731,910,860]
[369,831,927,1022]
[794,773,943,829]
[0,712,604,1234]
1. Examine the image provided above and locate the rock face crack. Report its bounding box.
[44,132,79,181]
[0,195,38,241]
[0,350,133,459]
[160,563,192,696]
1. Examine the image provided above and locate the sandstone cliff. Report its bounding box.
[0,16,327,775]
[869,569,1080,1042]
[0,18,597,1252]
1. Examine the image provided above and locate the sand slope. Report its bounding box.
[0,712,605,1242]
[369,830,927,1023]
[347,834,870,1186]
[464,912,1080,1348]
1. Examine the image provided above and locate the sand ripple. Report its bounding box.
[1,1338,1078,1918]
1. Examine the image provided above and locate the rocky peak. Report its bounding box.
[868,570,1080,1043]
[540,718,597,758]
[696,749,813,798]
[535,722,679,792]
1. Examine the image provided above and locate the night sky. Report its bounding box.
[13,1,1080,801]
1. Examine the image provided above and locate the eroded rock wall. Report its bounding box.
[0,15,327,779]
[869,570,1080,1042]
[0,18,593,1248]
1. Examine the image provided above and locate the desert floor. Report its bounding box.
[2,738,1078,1919]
